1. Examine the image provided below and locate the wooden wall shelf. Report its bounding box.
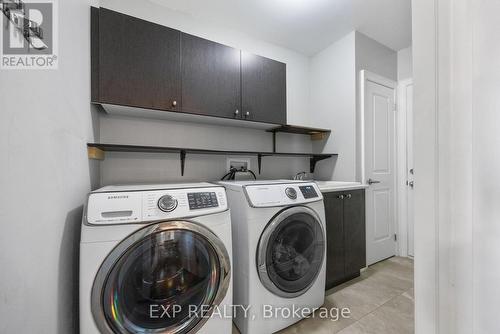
[87,143,336,176]
[266,125,331,152]
[267,125,331,141]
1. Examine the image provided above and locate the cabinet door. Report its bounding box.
[241,52,286,124]
[343,190,366,276]
[181,33,241,119]
[98,8,181,111]
[323,192,345,289]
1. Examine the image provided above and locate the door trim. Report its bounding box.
[256,206,325,298]
[359,70,398,262]
[91,220,231,334]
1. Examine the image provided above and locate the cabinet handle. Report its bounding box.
[245,111,250,118]
[338,195,345,200]
[172,100,177,107]
[346,194,352,199]
[234,109,240,116]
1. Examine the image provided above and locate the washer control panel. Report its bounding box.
[244,182,322,208]
[299,185,319,199]
[188,192,219,210]
[86,186,227,225]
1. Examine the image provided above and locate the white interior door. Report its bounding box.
[363,73,397,265]
[405,82,415,257]
[397,79,415,258]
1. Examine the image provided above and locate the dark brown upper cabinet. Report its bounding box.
[91,8,287,125]
[181,33,241,119]
[241,52,287,125]
[92,8,182,111]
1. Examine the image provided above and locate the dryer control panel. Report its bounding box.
[244,182,322,208]
[86,186,228,225]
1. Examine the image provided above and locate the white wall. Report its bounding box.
[412,0,439,331]
[0,1,98,333]
[310,31,397,181]
[355,31,398,81]
[397,46,413,81]
[413,0,500,333]
[471,2,500,331]
[309,32,356,181]
[98,114,311,184]
[444,0,500,333]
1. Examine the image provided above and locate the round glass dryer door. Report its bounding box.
[91,221,231,334]
[257,207,325,298]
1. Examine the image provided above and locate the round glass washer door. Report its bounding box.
[91,220,231,334]
[257,206,325,298]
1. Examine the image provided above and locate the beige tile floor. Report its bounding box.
[232,256,414,334]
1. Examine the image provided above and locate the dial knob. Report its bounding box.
[285,187,297,199]
[158,195,177,212]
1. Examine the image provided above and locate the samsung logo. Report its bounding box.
[107,195,129,200]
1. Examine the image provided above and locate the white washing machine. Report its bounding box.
[218,180,326,334]
[80,183,232,334]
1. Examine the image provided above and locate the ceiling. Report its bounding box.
[149,0,412,55]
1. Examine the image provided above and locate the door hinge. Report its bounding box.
[394,234,397,242]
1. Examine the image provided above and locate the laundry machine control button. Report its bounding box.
[187,192,219,210]
[299,185,319,199]
[285,187,297,199]
[158,195,178,212]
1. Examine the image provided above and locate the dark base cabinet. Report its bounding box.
[324,189,366,290]
[324,191,345,287]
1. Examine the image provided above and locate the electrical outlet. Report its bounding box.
[227,158,251,172]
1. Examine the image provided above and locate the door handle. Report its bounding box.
[367,178,381,185]
[408,181,414,188]
[337,195,345,200]
[345,194,352,199]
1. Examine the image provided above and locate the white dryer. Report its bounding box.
[218,180,326,334]
[80,183,232,334]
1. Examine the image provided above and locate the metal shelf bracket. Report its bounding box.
[180,150,186,176]
[310,155,331,173]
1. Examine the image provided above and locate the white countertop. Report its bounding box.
[314,181,368,192]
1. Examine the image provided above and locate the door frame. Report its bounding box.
[359,70,398,260]
[396,78,413,257]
